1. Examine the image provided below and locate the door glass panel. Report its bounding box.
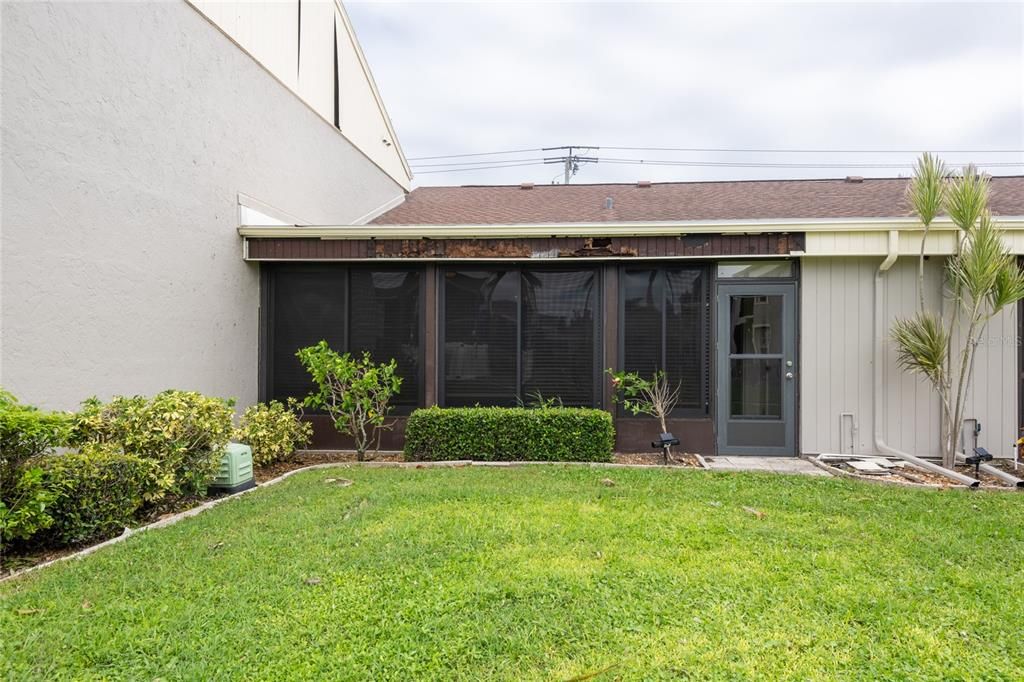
[730,359,782,418]
[730,295,783,354]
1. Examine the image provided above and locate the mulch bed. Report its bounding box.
[2,493,212,575]
[824,458,1020,489]
[254,450,401,483]
[613,451,704,468]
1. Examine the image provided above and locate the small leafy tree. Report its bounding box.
[891,156,1024,468]
[296,342,402,460]
[606,368,680,436]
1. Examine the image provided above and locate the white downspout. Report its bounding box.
[873,230,980,487]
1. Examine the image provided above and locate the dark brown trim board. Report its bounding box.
[246,233,805,261]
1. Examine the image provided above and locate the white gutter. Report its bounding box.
[873,230,980,487]
[237,215,1024,241]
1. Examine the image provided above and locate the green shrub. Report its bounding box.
[0,389,71,465]
[39,444,152,545]
[235,399,313,466]
[403,406,614,462]
[70,390,235,501]
[0,390,69,548]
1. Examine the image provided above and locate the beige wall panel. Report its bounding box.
[953,301,1019,458]
[800,257,950,456]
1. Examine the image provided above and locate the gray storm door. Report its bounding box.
[716,282,796,456]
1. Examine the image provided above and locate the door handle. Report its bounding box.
[785,372,794,380]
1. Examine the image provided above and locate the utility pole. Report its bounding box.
[542,145,599,183]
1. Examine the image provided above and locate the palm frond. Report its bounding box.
[906,152,948,226]
[949,210,1008,308]
[945,165,990,233]
[891,312,949,386]
[985,214,1024,310]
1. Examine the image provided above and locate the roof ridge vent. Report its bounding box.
[637,180,652,188]
[520,182,534,190]
[604,196,614,209]
[845,176,864,183]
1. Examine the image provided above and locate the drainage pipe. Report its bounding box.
[873,230,981,487]
[954,453,1024,488]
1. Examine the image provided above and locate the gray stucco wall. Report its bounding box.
[1,1,405,411]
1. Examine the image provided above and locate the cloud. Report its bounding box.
[347,1,1024,185]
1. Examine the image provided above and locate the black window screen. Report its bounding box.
[622,269,662,378]
[349,270,421,406]
[270,267,347,403]
[522,270,596,406]
[443,270,518,406]
[622,266,708,412]
[267,265,422,407]
[442,267,600,407]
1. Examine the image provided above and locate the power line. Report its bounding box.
[601,145,1024,154]
[407,147,541,161]
[598,158,1024,169]
[410,157,547,168]
[413,161,549,175]
[408,145,1024,162]
[411,157,1024,176]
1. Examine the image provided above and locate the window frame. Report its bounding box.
[438,264,603,408]
[617,263,711,418]
[260,263,426,415]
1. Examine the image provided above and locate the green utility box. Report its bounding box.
[208,443,256,494]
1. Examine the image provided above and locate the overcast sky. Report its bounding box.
[346,1,1024,187]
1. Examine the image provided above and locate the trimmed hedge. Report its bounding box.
[39,445,152,545]
[403,406,614,462]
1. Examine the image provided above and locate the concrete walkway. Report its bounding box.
[704,456,830,476]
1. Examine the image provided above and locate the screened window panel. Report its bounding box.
[621,266,707,413]
[443,270,518,406]
[622,269,663,377]
[349,270,421,406]
[521,270,597,406]
[664,268,704,409]
[270,268,347,402]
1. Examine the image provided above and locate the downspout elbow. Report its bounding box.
[879,229,899,273]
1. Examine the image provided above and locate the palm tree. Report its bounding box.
[891,157,1024,468]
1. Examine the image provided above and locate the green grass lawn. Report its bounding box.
[2,466,1023,681]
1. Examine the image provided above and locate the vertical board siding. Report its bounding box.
[955,301,1019,458]
[800,257,954,457]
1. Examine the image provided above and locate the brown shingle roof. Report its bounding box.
[371,176,1024,225]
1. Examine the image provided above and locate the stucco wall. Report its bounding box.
[0,1,405,411]
[800,257,1018,458]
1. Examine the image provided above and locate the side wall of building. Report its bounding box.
[0,1,405,411]
[800,256,1018,458]
[189,0,411,189]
